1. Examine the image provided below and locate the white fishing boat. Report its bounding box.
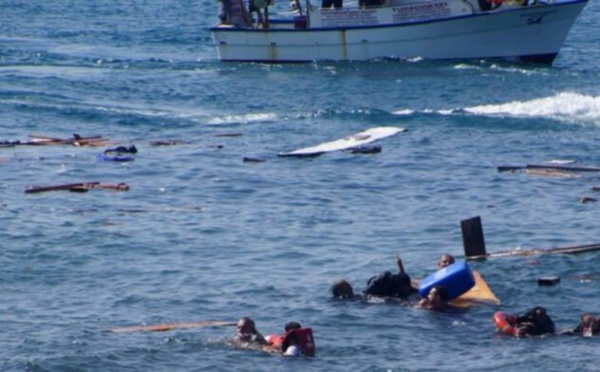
[210,0,588,64]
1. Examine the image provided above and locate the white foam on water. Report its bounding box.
[461,92,600,125]
[206,112,278,125]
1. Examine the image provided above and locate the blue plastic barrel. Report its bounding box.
[418,261,475,300]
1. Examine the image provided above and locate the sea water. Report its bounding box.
[1,1,600,371]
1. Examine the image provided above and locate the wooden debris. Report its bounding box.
[28,133,111,147]
[524,169,580,178]
[581,196,597,204]
[214,132,243,137]
[25,182,129,194]
[463,215,600,259]
[149,140,191,146]
[498,164,600,173]
[108,320,236,334]
[243,156,266,163]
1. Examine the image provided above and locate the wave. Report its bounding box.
[393,92,600,125]
[458,92,600,125]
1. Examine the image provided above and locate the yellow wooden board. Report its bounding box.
[450,271,500,308]
[108,320,236,333]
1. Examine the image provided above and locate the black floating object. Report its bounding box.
[104,145,138,154]
[243,156,266,163]
[345,145,382,154]
[538,276,561,286]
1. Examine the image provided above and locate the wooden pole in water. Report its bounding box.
[461,216,487,258]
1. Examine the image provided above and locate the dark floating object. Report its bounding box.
[498,164,600,173]
[98,154,135,162]
[28,133,109,147]
[581,196,597,203]
[243,156,266,163]
[345,145,382,154]
[104,145,138,154]
[462,215,600,259]
[149,140,191,146]
[538,276,561,286]
[214,132,243,137]
[25,182,130,194]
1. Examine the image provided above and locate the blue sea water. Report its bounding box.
[2,1,600,371]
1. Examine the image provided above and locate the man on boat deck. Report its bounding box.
[233,317,268,346]
[321,0,343,10]
[249,0,269,28]
[514,307,556,337]
[219,0,251,27]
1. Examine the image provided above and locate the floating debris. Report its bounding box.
[25,182,130,194]
[243,156,266,163]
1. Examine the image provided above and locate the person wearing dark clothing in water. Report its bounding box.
[363,255,416,299]
[571,313,600,336]
[514,306,556,337]
[331,279,356,299]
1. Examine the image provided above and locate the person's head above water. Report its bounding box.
[437,254,455,269]
[285,321,302,332]
[428,286,449,302]
[236,317,258,335]
[331,279,354,299]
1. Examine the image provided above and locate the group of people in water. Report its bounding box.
[232,252,598,357]
[331,253,456,311]
[231,317,315,356]
[329,253,598,338]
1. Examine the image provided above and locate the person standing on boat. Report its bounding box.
[220,0,251,27]
[322,0,343,10]
[249,0,270,28]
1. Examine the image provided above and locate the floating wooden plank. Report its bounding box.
[28,134,111,147]
[498,164,600,173]
[466,242,600,259]
[108,320,236,333]
[25,182,129,194]
[450,271,500,307]
[461,216,600,259]
[524,169,580,178]
[149,140,191,146]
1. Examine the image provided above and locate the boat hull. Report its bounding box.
[210,0,587,64]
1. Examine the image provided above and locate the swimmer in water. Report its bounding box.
[417,285,450,311]
[437,253,455,269]
[232,317,268,348]
[514,307,555,337]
